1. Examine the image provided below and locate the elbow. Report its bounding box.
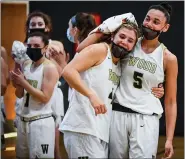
[164,97,177,109]
[40,96,51,104]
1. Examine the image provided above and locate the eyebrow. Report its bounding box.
[30,22,36,25]
[120,33,135,41]
[128,37,135,42]
[146,15,161,23]
[33,44,41,47]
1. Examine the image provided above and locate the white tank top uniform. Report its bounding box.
[59,44,121,143]
[109,38,166,158]
[115,38,165,115]
[59,44,121,158]
[51,81,64,127]
[48,39,65,126]
[22,62,54,118]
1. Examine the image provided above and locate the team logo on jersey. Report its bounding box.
[27,79,38,88]
[109,69,120,85]
[128,56,157,74]
[41,144,49,154]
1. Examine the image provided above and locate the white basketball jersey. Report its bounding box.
[21,61,54,117]
[60,44,121,143]
[115,38,165,115]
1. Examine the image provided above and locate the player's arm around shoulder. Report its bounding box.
[42,59,59,103]
[76,33,104,52]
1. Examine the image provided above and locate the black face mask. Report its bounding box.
[26,48,43,62]
[29,28,50,38]
[111,42,131,59]
[29,28,46,34]
[141,25,161,40]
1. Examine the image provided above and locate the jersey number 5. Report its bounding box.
[133,71,143,89]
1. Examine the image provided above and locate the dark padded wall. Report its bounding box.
[29,1,184,136]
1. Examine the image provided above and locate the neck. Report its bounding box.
[112,55,119,65]
[141,37,160,49]
[33,56,45,67]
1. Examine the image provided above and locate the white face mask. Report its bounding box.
[66,28,75,43]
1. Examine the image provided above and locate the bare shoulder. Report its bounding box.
[1,46,6,53]
[43,58,58,71]
[164,49,178,72]
[1,46,7,62]
[164,49,177,63]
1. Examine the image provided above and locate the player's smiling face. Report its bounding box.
[113,27,137,51]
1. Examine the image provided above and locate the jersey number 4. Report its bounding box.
[133,71,143,89]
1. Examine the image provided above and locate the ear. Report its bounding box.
[42,45,48,54]
[44,45,48,50]
[45,27,50,32]
[74,26,79,34]
[111,34,114,41]
[44,45,48,51]
[162,24,170,33]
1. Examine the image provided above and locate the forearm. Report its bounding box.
[76,33,103,52]
[62,69,93,98]
[165,102,177,141]
[22,80,50,103]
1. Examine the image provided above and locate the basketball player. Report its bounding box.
[11,11,68,159]
[10,32,59,159]
[60,21,140,158]
[65,12,97,102]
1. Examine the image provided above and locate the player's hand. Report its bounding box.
[152,83,164,99]
[88,93,107,115]
[162,140,174,159]
[10,69,25,86]
[47,43,61,57]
